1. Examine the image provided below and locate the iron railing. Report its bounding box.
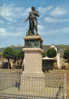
[0,72,66,99]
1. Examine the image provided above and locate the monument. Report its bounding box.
[21,6,45,95]
[23,6,44,75]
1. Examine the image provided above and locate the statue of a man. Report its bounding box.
[25,6,39,35]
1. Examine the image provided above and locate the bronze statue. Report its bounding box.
[25,6,39,35]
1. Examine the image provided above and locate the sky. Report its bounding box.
[0,0,69,47]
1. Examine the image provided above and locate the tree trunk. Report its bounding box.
[21,59,23,66]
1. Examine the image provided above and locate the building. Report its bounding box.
[42,45,61,72]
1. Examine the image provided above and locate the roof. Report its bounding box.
[42,56,56,61]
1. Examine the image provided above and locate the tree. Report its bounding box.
[18,50,24,60]
[3,47,14,68]
[3,47,24,69]
[47,48,57,58]
[17,50,24,67]
[63,49,69,63]
[13,49,24,60]
[12,49,24,68]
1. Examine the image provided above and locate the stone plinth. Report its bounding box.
[23,48,43,74]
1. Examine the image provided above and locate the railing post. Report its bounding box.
[64,73,67,99]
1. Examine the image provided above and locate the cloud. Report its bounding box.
[50,7,67,17]
[38,6,52,13]
[45,17,69,23]
[0,4,24,22]
[45,17,58,23]
[38,6,53,17]
[0,20,4,24]
[38,6,67,18]
[0,27,21,36]
[46,26,69,35]
[38,24,45,35]
[0,3,33,23]
[45,7,68,23]
[38,24,44,30]
[23,7,31,16]
[0,28,5,33]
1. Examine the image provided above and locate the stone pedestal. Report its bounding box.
[23,48,43,74]
[21,35,45,95]
[23,35,44,74]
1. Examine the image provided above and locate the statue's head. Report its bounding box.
[31,6,35,11]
